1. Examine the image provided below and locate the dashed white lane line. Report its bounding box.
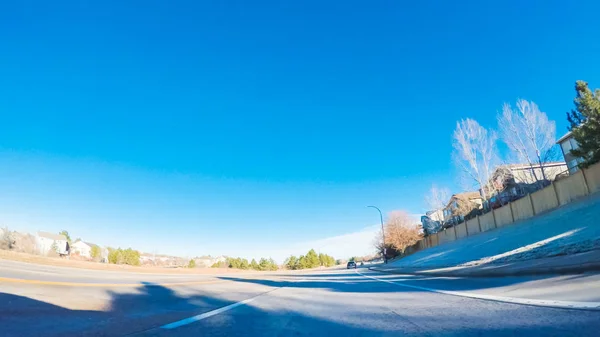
[357,270,600,311]
[161,288,281,330]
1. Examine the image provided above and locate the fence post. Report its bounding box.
[529,193,536,215]
[453,224,458,240]
[581,168,591,196]
[465,219,470,236]
[476,215,481,232]
[551,181,559,208]
[510,202,517,222]
[491,208,498,229]
[508,201,515,223]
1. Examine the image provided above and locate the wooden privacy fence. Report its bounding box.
[403,161,600,257]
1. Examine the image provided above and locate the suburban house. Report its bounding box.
[140,253,156,265]
[421,209,444,235]
[35,231,69,256]
[65,239,109,262]
[425,209,444,222]
[195,255,227,268]
[442,192,483,227]
[99,246,109,262]
[484,162,568,208]
[140,253,186,266]
[72,240,93,258]
[557,131,585,174]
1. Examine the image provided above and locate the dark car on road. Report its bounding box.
[347,261,357,269]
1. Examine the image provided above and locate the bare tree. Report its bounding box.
[487,166,517,206]
[452,118,498,200]
[1,227,15,250]
[373,211,422,256]
[425,185,451,211]
[422,185,450,235]
[372,233,387,257]
[498,99,558,184]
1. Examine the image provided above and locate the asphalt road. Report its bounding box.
[2,260,600,336]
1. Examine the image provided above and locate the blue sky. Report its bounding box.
[1,1,599,261]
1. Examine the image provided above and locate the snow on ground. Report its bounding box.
[390,193,600,268]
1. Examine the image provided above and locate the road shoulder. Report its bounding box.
[371,249,600,278]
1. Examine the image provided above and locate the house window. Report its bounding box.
[569,138,579,151]
[561,140,572,153]
[568,159,578,170]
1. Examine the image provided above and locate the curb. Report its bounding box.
[358,270,600,311]
[368,262,600,278]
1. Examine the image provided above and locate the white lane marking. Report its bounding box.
[161,289,280,330]
[357,270,600,311]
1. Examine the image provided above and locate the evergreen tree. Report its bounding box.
[318,253,335,267]
[567,80,600,167]
[285,255,298,270]
[250,258,259,270]
[90,245,101,260]
[258,258,270,271]
[318,253,325,266]
[59,230,72,244]
[297,255,307,269]
[240,258,249,270]
[305,249,320,268]
[268,258,278,271]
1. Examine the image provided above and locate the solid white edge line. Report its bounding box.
[357,270,600,311]
[161,289,278,330]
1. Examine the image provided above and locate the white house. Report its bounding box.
[486,162,568,197]
[35,231,69,256]
[72,240,92,258]
[421,209,444,235]
[99,246,109,263]
[72,240,109,262]
[557,131,585,174]
[195,255,227,268]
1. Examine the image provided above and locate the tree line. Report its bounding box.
[211,257,279,271]
[107,247,141,266]
[284,249,336,270]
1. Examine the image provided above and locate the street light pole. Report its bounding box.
[367,205,387,264]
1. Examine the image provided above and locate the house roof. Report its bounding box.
[444,191,482,209]
[425,209,442,216]
[556,131,573,144]
[73,240,99,248]
[500,162,567,171]
[84,242,99,248]
[453,191,481,200]
[37,231,67,241]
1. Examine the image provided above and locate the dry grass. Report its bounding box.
[0,250,250,275]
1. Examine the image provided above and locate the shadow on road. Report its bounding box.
[2,270,600,337]
[0,282,237,337]
[220,270,567,293]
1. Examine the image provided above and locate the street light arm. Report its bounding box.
[367,206,384,226]
[367,206,387,264]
